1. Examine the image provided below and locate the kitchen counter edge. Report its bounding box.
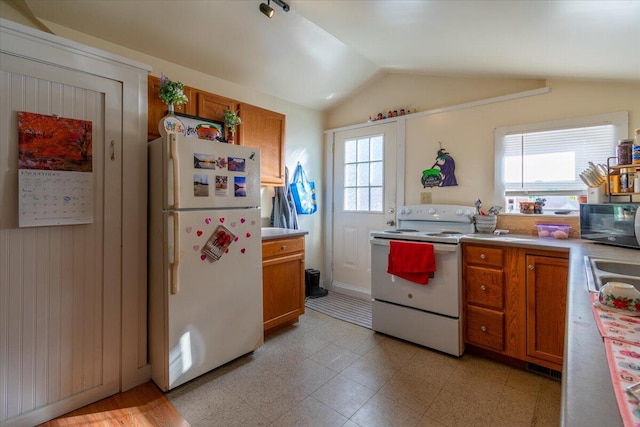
[461,234,639,427]
[261,228,309,241]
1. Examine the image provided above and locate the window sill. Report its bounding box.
[500,211,579,218]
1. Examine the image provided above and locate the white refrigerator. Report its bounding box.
[148,133,263,391]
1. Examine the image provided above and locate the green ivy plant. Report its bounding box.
[159,73,188,106]
[224,109,242,133]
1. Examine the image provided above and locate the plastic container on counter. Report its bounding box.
[536,224,571,239]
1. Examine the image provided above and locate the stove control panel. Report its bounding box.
[398,204,475,223]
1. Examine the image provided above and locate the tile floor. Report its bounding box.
[167,309,561,427]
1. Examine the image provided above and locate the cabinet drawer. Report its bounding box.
[464,245,504,268]
[465,266,504,309]
[262,236,305,259]
[466,305,504,351]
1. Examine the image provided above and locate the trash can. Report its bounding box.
[305,268,328,298]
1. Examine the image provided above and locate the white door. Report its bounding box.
[0,53,122,425]
[332,123,397,298]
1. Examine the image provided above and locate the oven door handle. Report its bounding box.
[370,238,458,253]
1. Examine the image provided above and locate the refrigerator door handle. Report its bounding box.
[169,133,180,209]
[170,211,180,294]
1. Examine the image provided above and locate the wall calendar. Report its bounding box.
[17,111,94,227]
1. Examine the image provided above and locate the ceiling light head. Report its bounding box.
[272,0,290,12]
[260,2,274,18]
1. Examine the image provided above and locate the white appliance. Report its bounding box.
[370,204,475,356]
[148,133,263,391]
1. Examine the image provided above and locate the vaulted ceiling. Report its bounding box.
[23,0,640,111]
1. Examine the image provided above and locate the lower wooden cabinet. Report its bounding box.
[525,254,568,369]
[463,243,568,371]
[262,235,305,333]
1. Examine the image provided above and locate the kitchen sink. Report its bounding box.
[591,260,640,277]
[585,256,640,292]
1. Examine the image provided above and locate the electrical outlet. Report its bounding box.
[420,192,432,204]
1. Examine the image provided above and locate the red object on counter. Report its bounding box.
[387,241,436,285]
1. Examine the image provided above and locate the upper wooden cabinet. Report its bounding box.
[196,92,237,125]
[238,103,286,186]
[147,78,286,185]
[147,75,195,141]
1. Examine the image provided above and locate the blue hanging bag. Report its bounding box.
[290,163,317,215]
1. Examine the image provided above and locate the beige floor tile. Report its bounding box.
[239,374,305,421]
[537,377,562,404]
[362,337,419,370]
[351,393,423,427]
[281,357,339,394]
[272,396,348,427]
[454,354,512,384]
[533,393,561,427]
[253,344,309,375]
[486,416,533,427]
[415,415,448,426]
[426,389,495,427]
[310,343,362,372]
[308,321,354,344]
[493,386,538,424]
[400,351,458,388]
[334,329,387,356]
[311,373,376,418]
[442,365,505,408]
[378,370,440,414]
[341,356,398,391]
[505,368,546,396]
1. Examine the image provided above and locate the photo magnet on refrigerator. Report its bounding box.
[201,225,235,262]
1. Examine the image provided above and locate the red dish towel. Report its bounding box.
[387,241,436,285]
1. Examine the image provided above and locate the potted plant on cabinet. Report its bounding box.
[158,74,188,137]
[223,109,242,144]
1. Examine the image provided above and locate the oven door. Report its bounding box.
[370,238,461,317]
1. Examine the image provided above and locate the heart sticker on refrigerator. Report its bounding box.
[193,245,199,251]
[230,221,236,227]
[205,218,212,224]
[251,220,255,225]
[200,254,207,261]
[185,226,192,233]
[234,236,239,242]
[241,218,246,223]
[241,248,246,254]
[219,218,225,223]
[246,232,251,238]
[197,230,203,236]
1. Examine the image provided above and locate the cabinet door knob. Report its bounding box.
[528,264,534,270]
[481,326,487,332]
[480,254,486,260]
[480,285,487,291]
[281,245,287,250]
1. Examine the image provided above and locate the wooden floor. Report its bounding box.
[38,382,190,427]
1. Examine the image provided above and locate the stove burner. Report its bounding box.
[383,228,419,234]
[424,231,463,236]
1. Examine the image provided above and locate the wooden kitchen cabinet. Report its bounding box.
[147,75,196,141]
[262,235,305,333]
[463,245,506,352]
[196,91,237,126]
[238,103,286,185]
[525,254,568,370]
[463,243,568,372]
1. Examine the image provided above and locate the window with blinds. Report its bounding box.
[494,111,628,211]
[503,124,615,194]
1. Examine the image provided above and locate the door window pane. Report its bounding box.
[343,134,384,212]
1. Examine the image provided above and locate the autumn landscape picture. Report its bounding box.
[18,111,93,172]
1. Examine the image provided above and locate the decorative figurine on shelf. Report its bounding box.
[223,109,242,144]
[534,198,546,214]
[158,74,188,137]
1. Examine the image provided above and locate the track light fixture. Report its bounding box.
[260,1,274,18]
[259,0,289,18]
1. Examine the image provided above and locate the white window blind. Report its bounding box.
[503,124,615,193]
[494,111,629,204]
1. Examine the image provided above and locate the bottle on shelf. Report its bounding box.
[634,128,640,165]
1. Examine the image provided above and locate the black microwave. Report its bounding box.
[580,203,640,249]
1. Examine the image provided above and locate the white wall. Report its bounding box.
[328,74,640,209]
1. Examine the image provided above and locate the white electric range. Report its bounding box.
[370,204,475,356]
